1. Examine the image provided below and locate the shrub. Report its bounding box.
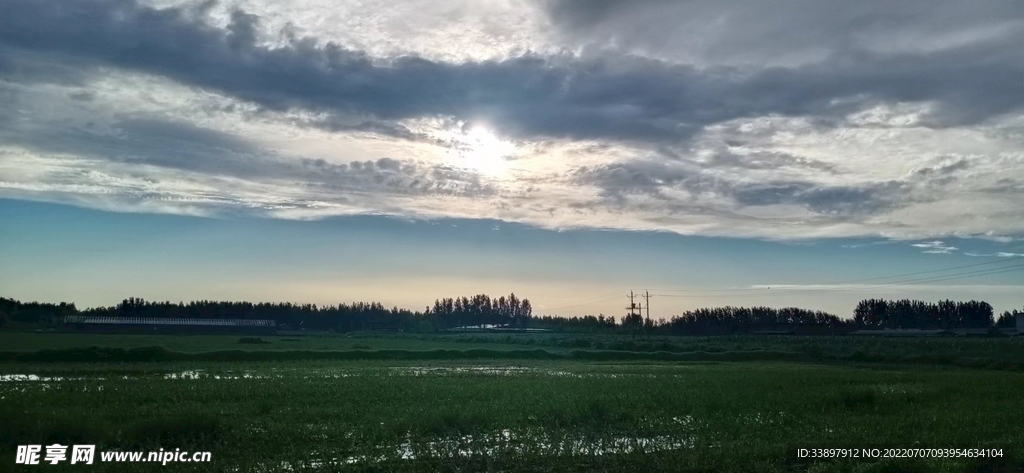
[237,337,269,344]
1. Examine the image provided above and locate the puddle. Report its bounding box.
[163,370,274,380]
[392,366,535,376]
[387,366,659,378]
[875,383,924,394]
[0,374,91,382]
[164,370,206,380]
[278,428,697,470]
[736,411,787,426]
[2,366,673,384]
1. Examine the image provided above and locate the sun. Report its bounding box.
[454,126,516,177]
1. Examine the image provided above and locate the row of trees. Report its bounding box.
[2,296,1021,333]
[660,306,846,335]
[86,297,414,331]
[997,308,1023,328]
[427,294,532,330]
[530,314,620,333]
[853,299,996,329]
[0,295,533,333]
[0,298,77,326]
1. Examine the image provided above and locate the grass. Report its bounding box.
[7,331,1024,361]
[2,332,1024,471]
[2,360,1023,472]
[3,332,1024,371]
[0,332,541,353]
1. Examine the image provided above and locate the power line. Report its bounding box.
[642,290,651,325]
[773,262,1024,294]
[626,291,639,319]
[655,264,1024,298]
[626,290,642,339]
[821,256,1024,284]
[642,290,652,340]
[872,264,1024,287]
[544,291,622,312]
[651,256,1024,294]
[653,262,1024,299]
[541,256,1024,315]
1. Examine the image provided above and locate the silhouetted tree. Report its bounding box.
[850,299,995,329]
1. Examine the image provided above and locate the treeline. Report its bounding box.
[1,295,1022,334]
[530,314,619,333]
[88,295,536,332]
[0,298,77,326]
[427,294,532,330]
[0,295,533,333]
[997,308,1024,328]
[658,306,846,335]
[85,298,414,331]
[853,299,996,329]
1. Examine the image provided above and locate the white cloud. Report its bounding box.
[910,241,958,254]
[751,284,1024,293]
[0,0,1023,242]
[965,252,1024,258]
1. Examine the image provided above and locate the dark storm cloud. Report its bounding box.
[542,0,1024,64]
[571,161,709,199]
[543,0,1024,127]
[572,161,894,217]
[298,156,496,198]
[295,114,436,143]
[571,148,841,201]
[981,178,1024,194]
[2,0,1024,146]
[0,48,95,87]
[572,154,977,219]
[0,105,495,199]
[697,150,838,173]
[907,157,971,186]
[730,181,906,216]
[0,111,268,177]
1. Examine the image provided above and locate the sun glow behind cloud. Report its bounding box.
[445,125,516,178]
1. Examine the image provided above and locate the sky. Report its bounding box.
[1,0,1023,318]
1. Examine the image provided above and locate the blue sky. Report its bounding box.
[2,0,1024,319]
[3,199,1022,318]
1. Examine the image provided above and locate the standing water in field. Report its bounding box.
[277,428,700,470]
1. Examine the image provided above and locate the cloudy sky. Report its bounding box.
[1,0,1023,317]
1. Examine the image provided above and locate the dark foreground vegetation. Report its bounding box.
[3,295,1024,472]
[3,295,1023,335]
[2,358,1022,473]
[4,331,1024,372]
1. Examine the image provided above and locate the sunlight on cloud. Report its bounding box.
[144,0,551,62]
[443,125,517,178]
[910,240,958,254]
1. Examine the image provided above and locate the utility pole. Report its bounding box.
[642,290,652,340]
[626,290,639,339]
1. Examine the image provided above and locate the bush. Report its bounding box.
[127,416,224,449]
[840,389,876,410]
[237,337,269,344]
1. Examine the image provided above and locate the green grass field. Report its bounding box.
[2,332,1023,472]
[0,332,539,353]
[4,332,1024,369]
